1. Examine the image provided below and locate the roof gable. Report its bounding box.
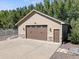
[15,9,65,26]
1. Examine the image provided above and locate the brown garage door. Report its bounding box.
[53,29,60,42]
[26,25,47,40]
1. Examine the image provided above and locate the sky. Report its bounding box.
[0,0,43,10]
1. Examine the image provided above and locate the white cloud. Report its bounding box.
[0,0,43,10]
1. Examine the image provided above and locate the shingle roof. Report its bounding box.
[15,9,65,26]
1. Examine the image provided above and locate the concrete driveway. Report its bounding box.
[0,37,60,59]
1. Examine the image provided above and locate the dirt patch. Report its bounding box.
[50,43,79,59]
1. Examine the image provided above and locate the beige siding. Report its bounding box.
[18,13,62,43]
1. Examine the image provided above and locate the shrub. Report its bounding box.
[69,19,79,44]
[70,31,79,44]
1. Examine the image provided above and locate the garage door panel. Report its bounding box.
[26,25,47,40]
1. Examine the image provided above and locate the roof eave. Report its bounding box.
[15,9,66,26]
[15,9,35,26]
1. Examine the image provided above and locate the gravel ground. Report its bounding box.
[0,36,9,41]
[50,43,79,59]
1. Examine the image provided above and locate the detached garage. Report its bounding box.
[15,9,68,43]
